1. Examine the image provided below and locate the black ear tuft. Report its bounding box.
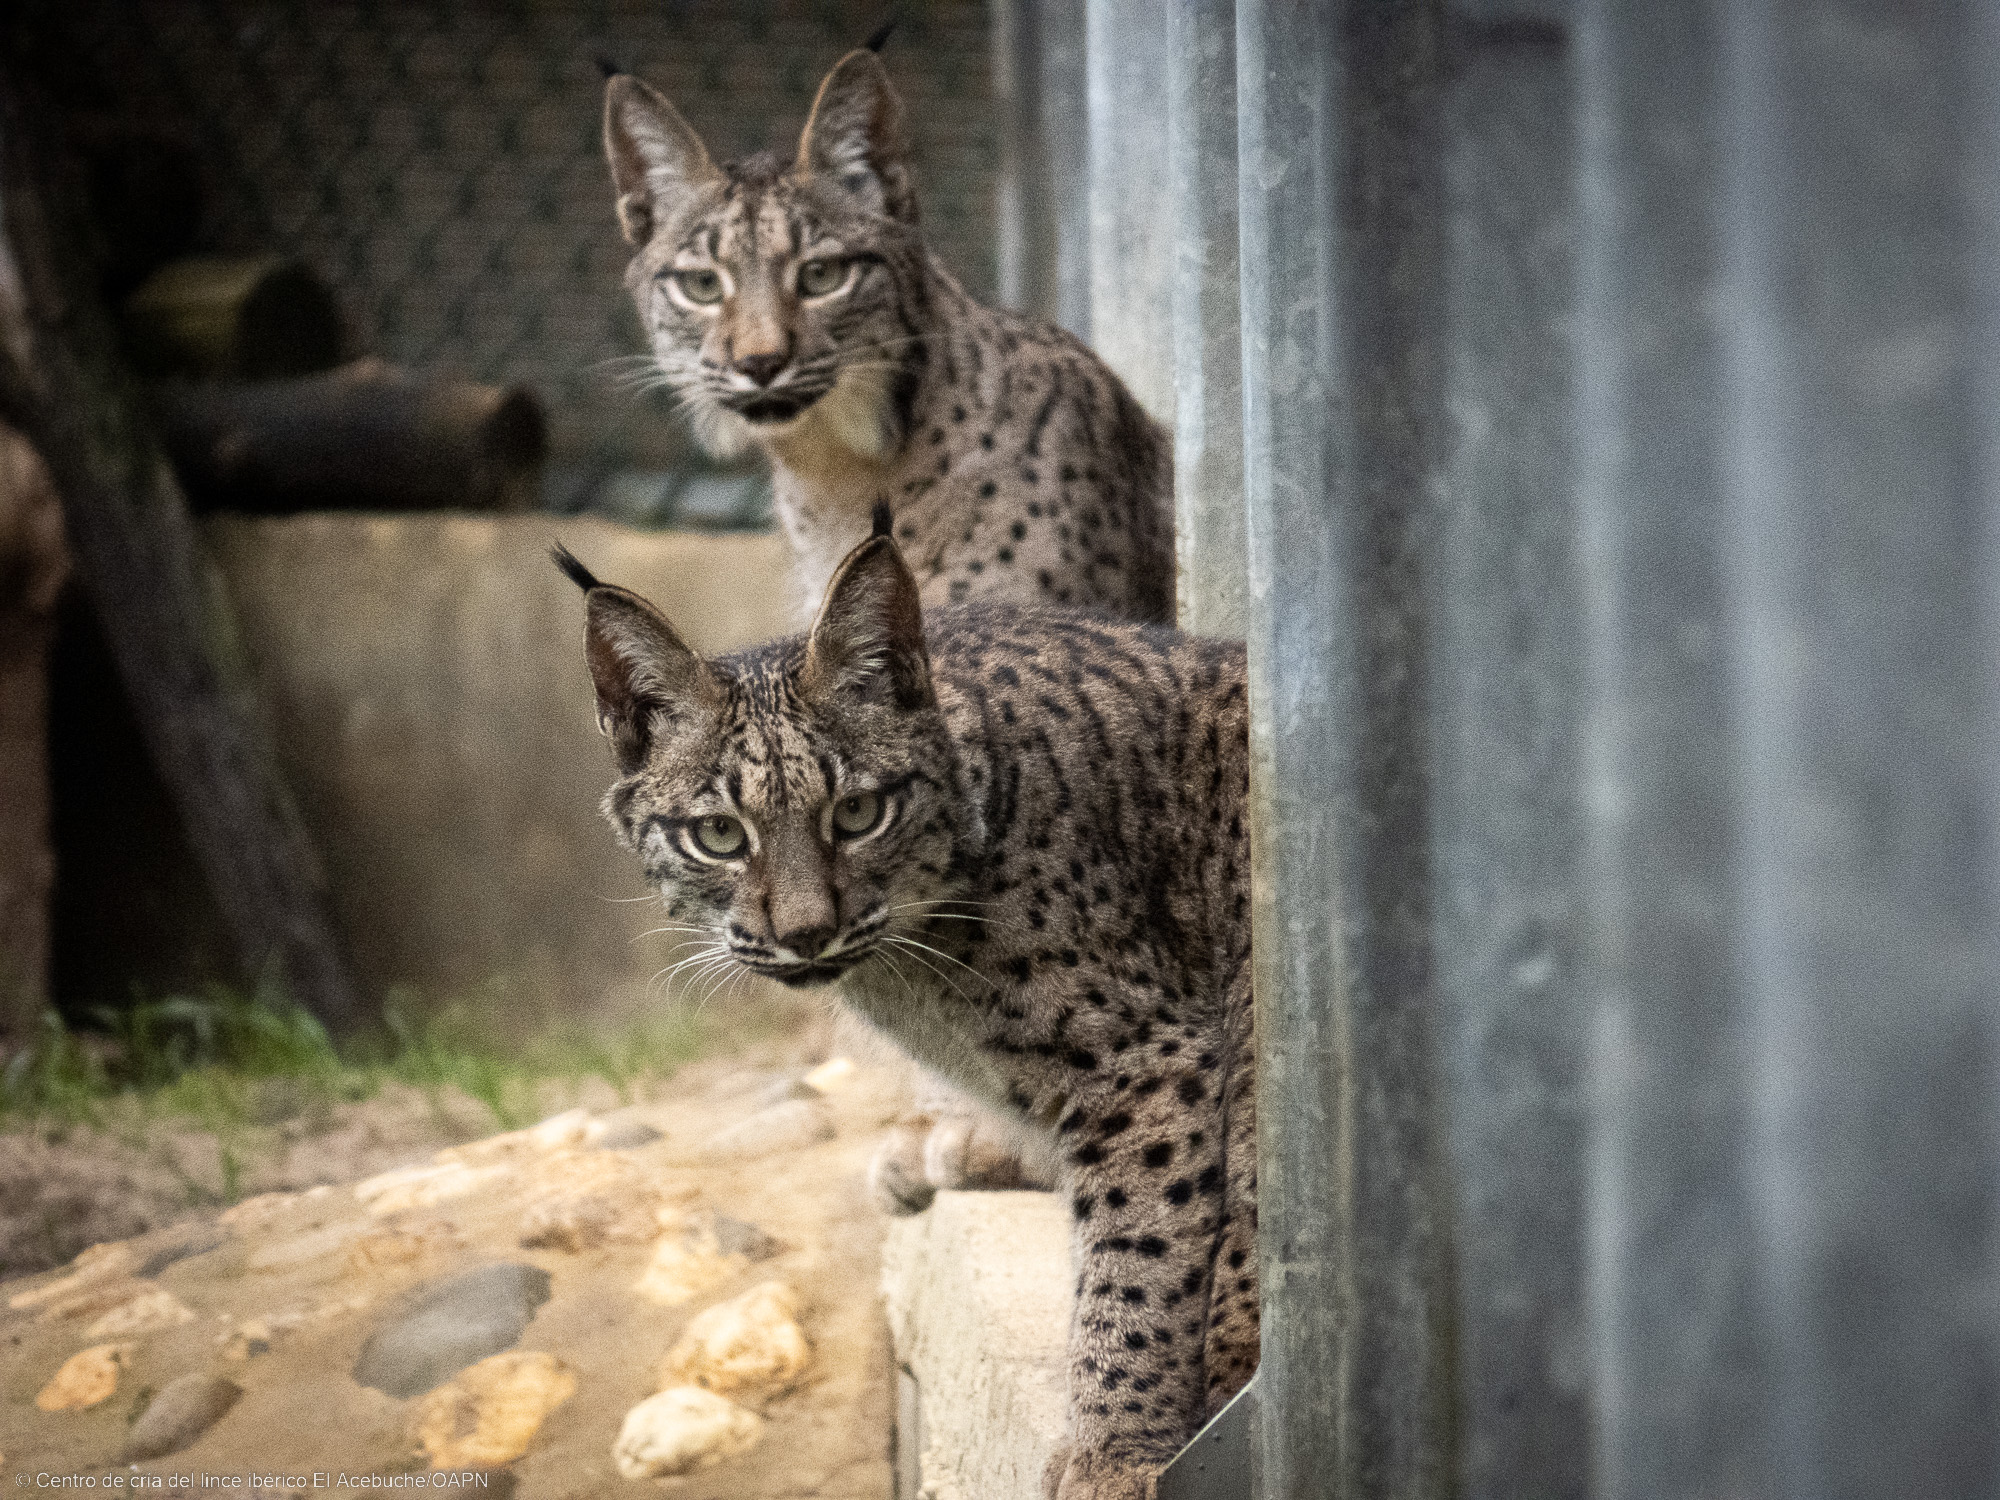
[551,542,602,593]
[593,51,626,79]
[864,17,899,53]
[871,499,894,539]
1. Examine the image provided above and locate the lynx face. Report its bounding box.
[566,530,972,990]
[604,50,927,464]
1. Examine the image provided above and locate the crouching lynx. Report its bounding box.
[601,42,1177,1210]
[555,519,1255,1499]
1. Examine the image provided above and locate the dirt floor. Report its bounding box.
[0,1015,910,1496]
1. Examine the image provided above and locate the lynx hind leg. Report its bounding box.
[1201,966,1259,1416]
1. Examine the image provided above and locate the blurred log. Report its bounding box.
[155,360,548,514]
[123,255,342,380]
[0,424,68,1039]
[0,66,366,1033]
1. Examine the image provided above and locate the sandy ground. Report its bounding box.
[0,1015,908,1496]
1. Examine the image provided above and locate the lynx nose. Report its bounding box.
[734,352,788,388]
[775,923,835,962]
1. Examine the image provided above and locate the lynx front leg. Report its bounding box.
[1045,1065,1231,1499]
[867,1116,937,1215]
[1201,966,1259,1415]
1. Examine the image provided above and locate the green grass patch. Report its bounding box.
[0,972,760,1136]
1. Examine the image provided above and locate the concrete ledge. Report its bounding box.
[881,1191,1072,1500]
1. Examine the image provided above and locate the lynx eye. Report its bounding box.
[831,790,882,837]
[797,257,848,298]
[672,268,726,305]
[692,814,747,857]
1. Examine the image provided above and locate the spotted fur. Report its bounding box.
[564,536,1255,1498]
[603,48,1174,626]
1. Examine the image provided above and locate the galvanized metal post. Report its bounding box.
[1086,0,1174,425]
[1237,2,1455,1496]
[1577,3,2000,1497]
[993,0,1090,338]
[1168,0,1245,639]
[1431,5,1588,1496]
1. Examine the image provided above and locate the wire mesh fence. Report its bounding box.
[8,0,998,524]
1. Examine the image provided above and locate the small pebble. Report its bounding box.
[596,1118,663,1150]
[700,1097,836,1160]
[802,1056,857,1094]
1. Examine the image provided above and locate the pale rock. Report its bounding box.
[518,1192,625,1253]
[347,1222,462,1274]
[355,1161,510,1217]
[34,1275,156,1324]
[412,1350,577,1470]
[8,1241,139,1311]
[85,1285,197,1339]
[634,1212,751,1307]
[218,1191,301,1228]
[611,1386,763,1479]
[436,1108,606,1168]
[35,1342,135,1411]
[517,1155,691,1252]
[659,1280,811,1401]
[248,1222,363,1272]
[516,1145,647,1197]
[802,1056,857,1094]
[527,1108,606,1152]
[699,1097,837,1160]
[121,1372,242,1462]
[220,1318,276,1362]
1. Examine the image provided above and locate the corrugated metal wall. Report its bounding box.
[1007,1,2000,1494]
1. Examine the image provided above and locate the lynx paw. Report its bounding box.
[867,1120,937,1216]
[1041,1445,1158,1500]
[923,1112,1036,1191]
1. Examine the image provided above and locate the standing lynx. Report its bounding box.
[599,46,1172,622]
[602,44,1177,1208]
[556,523,1255,1500]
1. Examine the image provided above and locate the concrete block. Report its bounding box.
[201,514,792,1030]
[880,1190,1070,1500]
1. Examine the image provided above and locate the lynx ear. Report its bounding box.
[801,530,932,710]
[797,49,916,224]
[604,73,719,245]
[558,550,718,770]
